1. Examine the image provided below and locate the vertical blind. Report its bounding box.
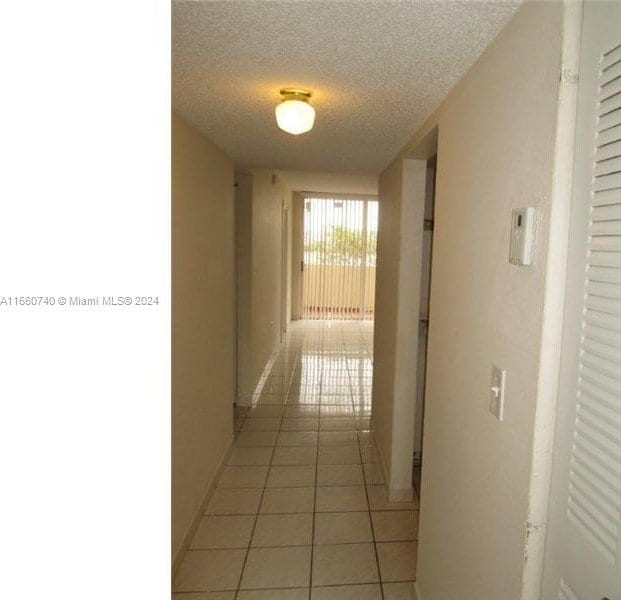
[302,196,378,320]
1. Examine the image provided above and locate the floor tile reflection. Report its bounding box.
[174,320,419,598]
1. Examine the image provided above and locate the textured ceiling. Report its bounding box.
[172,0,521,174]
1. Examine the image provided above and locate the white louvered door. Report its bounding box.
[542,2,621,599]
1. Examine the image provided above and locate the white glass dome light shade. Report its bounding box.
[275,89,315,135]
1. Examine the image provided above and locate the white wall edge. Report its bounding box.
[371,422,415,502]
[236,393,254,407]
[389,486,415,503]
[370,427,390,485]
[519,1,583,597]
[237,338,287,408]
[412,581,422,600]
[389,158,427,493]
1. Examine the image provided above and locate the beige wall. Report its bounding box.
[236,170,291,404]
[236,171,253,401]
[172,112,235,565]
[373,2,565,598]
[251,170,285,391]
[279,170,378,196]
[372,160,402,481]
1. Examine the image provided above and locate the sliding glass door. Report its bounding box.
[302,196,378,320]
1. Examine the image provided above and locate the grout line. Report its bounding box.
[232,430,277,599]
[357,433,385,600]
[189,535,417,552]
[178,579,414,595]
[308,406,321,600]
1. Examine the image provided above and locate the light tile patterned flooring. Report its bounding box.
[174,320,419,600]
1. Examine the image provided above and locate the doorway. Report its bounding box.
[302,195,378,320]
[412,157,436,492]
[281,204,289,340]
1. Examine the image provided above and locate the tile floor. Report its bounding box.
[174,320,419,600]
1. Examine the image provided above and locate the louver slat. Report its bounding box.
[591,217,621,233]
[595,140,621,163]
[593,171,621,192]
[581,379,620,415]
[586,280,621,300]
[572,453,621,504]
[599,93,621,118]
[573,436,620,491]
[582,338,621,366]
[584,309,621,333]
[594,155,621,176]
[585,294,621,316]
[588,252,621,268]
[600,78,621,103]
[602,44,621,70]
[598,124,621,146]
[598,109,621,133]
[583,324,621,350]
[588,235,621,252]
[602,59,621,85]
[566,43,621,567]
[592,203,621,221]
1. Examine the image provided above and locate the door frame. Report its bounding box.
[515,2,583,597]
[280,204,289,339]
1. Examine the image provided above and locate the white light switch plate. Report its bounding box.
[489,365,506,421]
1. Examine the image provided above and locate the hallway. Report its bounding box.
[174,320,419,599]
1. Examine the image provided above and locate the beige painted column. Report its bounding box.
[389,158,428,499]
[235,171,254,404]
[373,158,428,500]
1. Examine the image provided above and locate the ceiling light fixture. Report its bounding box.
[275,88,315,135]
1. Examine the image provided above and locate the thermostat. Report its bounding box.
[509,208,536,266]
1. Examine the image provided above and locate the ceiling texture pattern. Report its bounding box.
[173,0,521,174]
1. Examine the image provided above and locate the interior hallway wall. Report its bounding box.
[235,171,253,403]
[285,187,293,325]
[251,170,287,392]
[279,170,378,196]
[236,170,292,404]
[373,2,565,598]
[172,112,235,564]
[421,5,562,597]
